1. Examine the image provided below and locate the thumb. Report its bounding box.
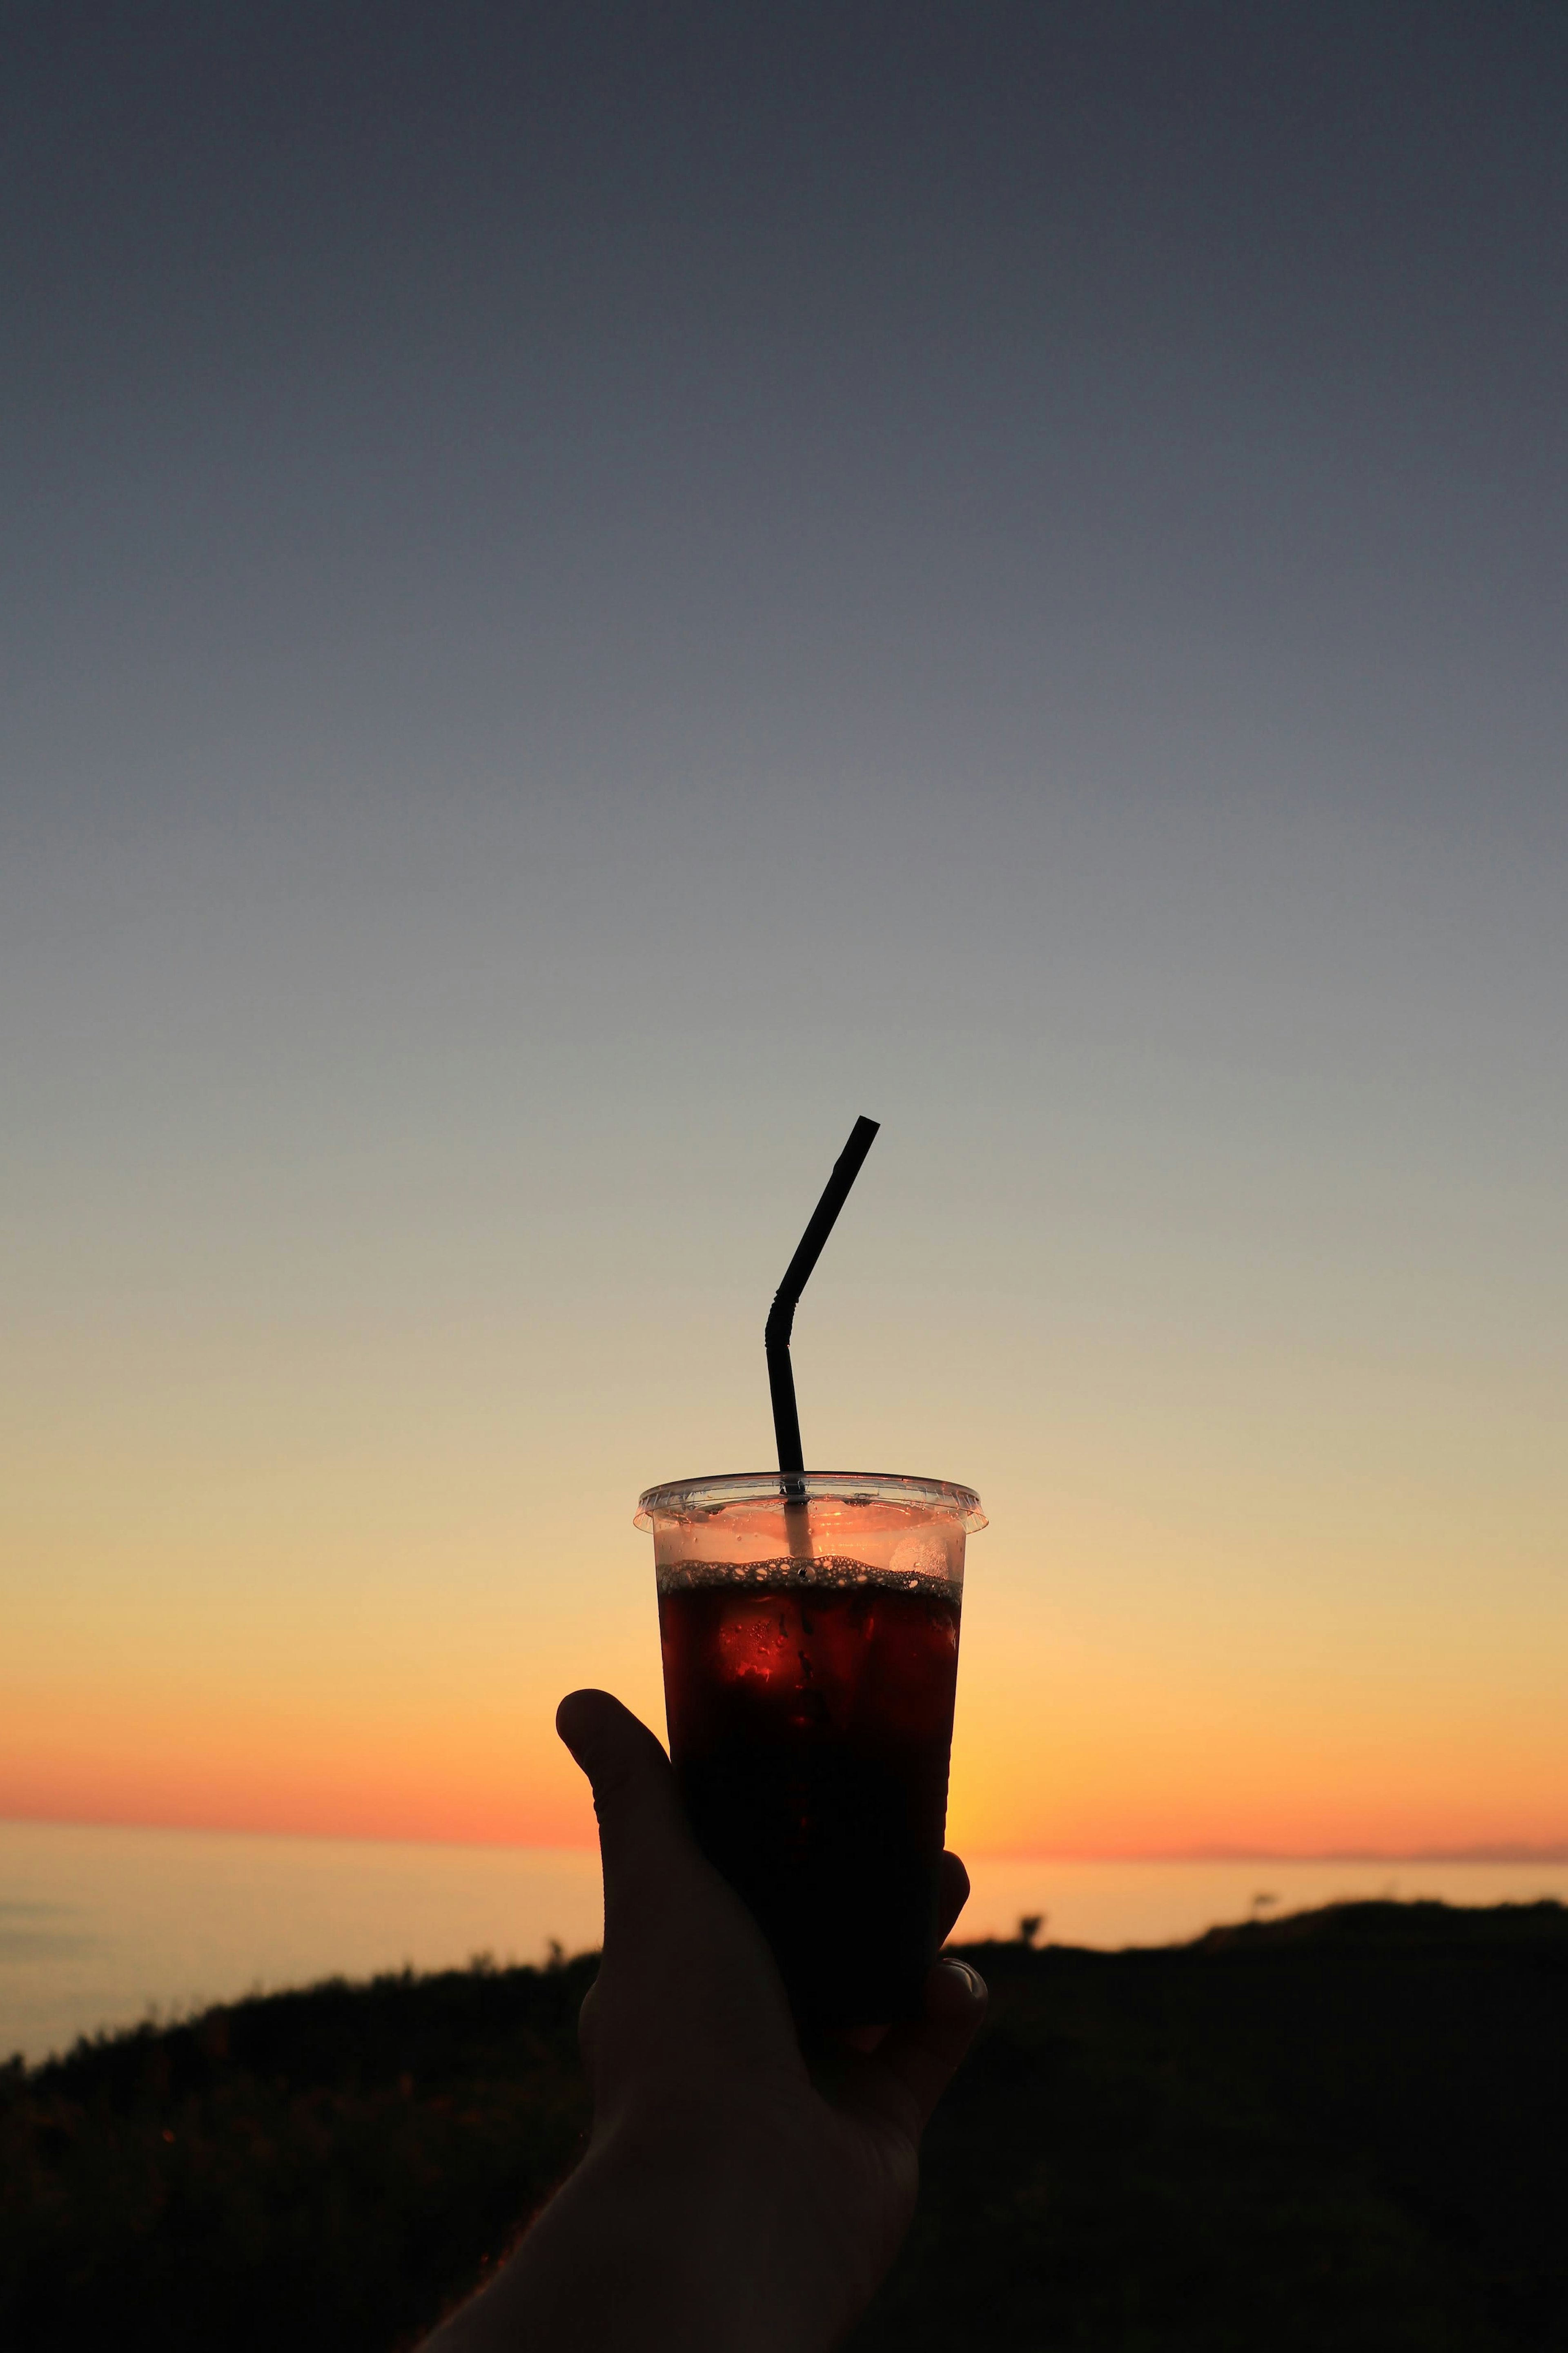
[838,1957,988,2143]
[556,1689,703,1931]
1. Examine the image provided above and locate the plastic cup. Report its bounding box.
[634,1469,986,2025]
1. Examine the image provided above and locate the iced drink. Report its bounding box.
[636,1471,985,2025]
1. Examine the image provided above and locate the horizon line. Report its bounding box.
[4,1813,1568,1867]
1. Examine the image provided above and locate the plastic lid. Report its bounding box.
[634,1469,986,1534]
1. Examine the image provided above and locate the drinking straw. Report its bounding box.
[766,1114,880,1498]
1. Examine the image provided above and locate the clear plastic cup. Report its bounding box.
[635,1470,986,2025]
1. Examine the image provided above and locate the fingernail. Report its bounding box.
[942,1958,987,2000]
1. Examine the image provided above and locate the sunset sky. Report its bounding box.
[4,2,1566,1862]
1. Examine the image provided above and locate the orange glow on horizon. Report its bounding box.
[6,1422,1566,1862]
[7,1608,1566,1859]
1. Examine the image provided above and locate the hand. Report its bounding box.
[423,1689,986,2352]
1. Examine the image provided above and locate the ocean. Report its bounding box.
[5,1817,1566,2066]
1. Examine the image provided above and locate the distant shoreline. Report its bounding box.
[5,1814,1567,1865]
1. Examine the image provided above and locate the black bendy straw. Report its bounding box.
[766,1115,880,1500]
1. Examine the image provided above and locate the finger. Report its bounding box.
[935,1850,971,1946]
[558,1691,801,2081]
[555,1690,704,1925]
[836,2018,890,2056]
[838,1956,987,2141]
[832,1855,975,2055]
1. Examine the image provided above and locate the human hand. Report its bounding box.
[423,1689,986,2352]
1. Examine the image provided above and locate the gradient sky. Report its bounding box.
[4,1,1566,1859]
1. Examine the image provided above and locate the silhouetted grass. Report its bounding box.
[3,1902,1565,2349]
[0,1954,595,2349]
[857,1900,1568,2352]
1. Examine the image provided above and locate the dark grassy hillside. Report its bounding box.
[3,1902,1566,2350]
[858,1901,1568,2353]
[0,1956,595,2351]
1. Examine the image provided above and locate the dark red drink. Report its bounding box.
[658,1557,962,2025]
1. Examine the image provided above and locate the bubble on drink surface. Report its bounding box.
[656,1556,962,1607]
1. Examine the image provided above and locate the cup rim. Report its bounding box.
[633,1468,986,1534]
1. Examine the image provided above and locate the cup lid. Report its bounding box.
[633,1469,986,1534]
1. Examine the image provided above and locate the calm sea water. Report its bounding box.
[5,1818,1566,2065]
